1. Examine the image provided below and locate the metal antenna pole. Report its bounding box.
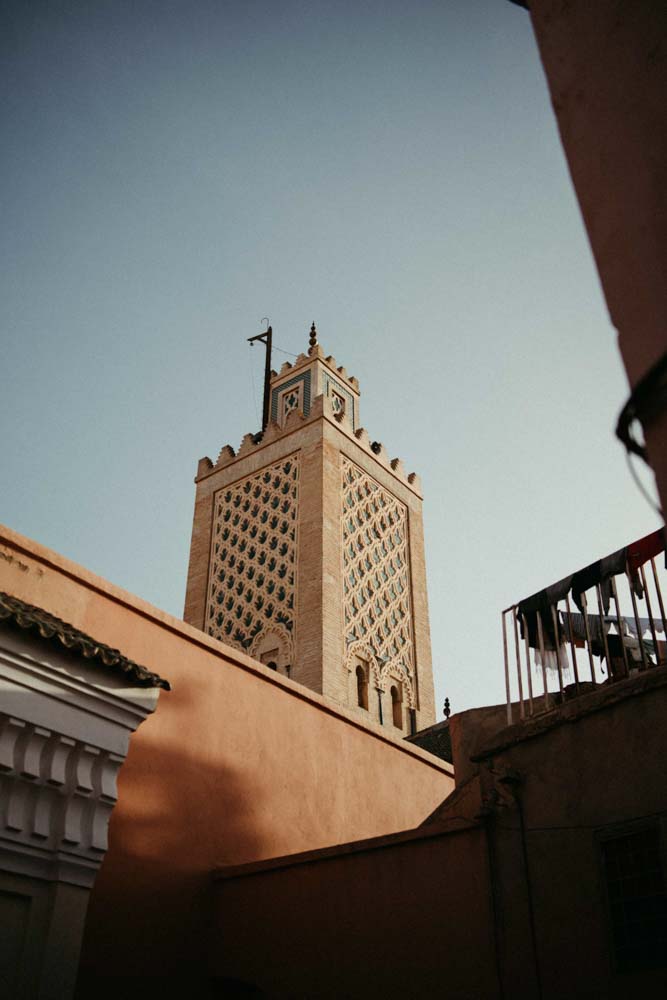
[247,322,273,432]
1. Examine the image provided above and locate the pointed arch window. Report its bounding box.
[390,684,403,729]
[356,663,369,710]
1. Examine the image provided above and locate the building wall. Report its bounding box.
[479,672,667,999]
[208,668,667,998]
[523,0,667,512]
[211,826,498,1000]
[0,525,452,982]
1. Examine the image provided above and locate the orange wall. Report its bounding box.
[0,526,453,979]
[211,825,498,999]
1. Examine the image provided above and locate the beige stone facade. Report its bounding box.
[184,332,436,730]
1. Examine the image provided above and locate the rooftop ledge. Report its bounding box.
[0,523,451,777]
[212,811,476,883]
[473,662,667,761]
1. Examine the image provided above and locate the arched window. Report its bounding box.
[391,685,402,729]
[356,664,369,710]
[266,660,278,672]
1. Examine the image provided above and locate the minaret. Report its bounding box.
[184,325,436,732]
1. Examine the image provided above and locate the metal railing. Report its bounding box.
[502,529,666,725]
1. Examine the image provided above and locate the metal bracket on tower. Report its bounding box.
[248,320,273,432]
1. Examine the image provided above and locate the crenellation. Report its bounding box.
[216,445,236,467]
[237,433,257,457]
[198,457,214,478]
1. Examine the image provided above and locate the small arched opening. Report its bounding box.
[356,664,369,710]
[390,684,403,729]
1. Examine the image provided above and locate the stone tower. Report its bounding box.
[184,326,436,732]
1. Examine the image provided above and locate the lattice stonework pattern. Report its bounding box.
[206,456,299,654]
[341,458,415,692]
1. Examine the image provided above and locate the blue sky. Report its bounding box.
[1,0,660,713]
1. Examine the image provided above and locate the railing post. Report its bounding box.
[502,610,513,726]
[596,584,612,681]
[551,604,565,698]
[522,614,534,713]
[580,590,597,686]
[640,564,660,664]
[627,571,649,671]
[564,593,581,693]
[611,576,631,677]
[650,557,667,637]
[536,611,550,710]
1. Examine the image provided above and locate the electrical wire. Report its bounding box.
[273,344,299,358]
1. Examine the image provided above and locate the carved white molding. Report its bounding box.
[0,629,160,888]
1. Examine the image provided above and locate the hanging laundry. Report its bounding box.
[626,527,665,598]
[571,561,612,615]
[599,546,627,581]
[559,611,611,645]
[518,593,561,651]
[622,614,665,638]
[534,643,571,682]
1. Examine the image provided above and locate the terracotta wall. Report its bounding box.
[0,526,452,981]
[209,669,667,998]
[212,825,497,999]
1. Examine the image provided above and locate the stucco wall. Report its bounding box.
[0,525,452,981]
[212,825,497,999]
[207,669,667,998]
[476,671,667,999]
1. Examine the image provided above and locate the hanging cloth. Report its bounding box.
[626,528,665,598]
[571,561,612,615]
[517,574,572,651]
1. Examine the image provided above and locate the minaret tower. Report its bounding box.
[184,325,436,732]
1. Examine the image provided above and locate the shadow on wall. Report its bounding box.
[75,688,266,992]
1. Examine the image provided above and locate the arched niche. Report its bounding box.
[251,627,292,678]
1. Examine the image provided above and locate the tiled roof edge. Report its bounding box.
[0,591,171,691]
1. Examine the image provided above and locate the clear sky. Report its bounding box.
[1,0,660,714]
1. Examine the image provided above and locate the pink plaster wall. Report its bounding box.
[0,525,453,980]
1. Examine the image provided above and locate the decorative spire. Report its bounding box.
[309,322,318,348]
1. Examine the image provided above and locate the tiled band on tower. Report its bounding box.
[184,327,436,732]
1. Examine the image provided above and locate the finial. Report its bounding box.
[443,698,451,719]
[309,322,318,348]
